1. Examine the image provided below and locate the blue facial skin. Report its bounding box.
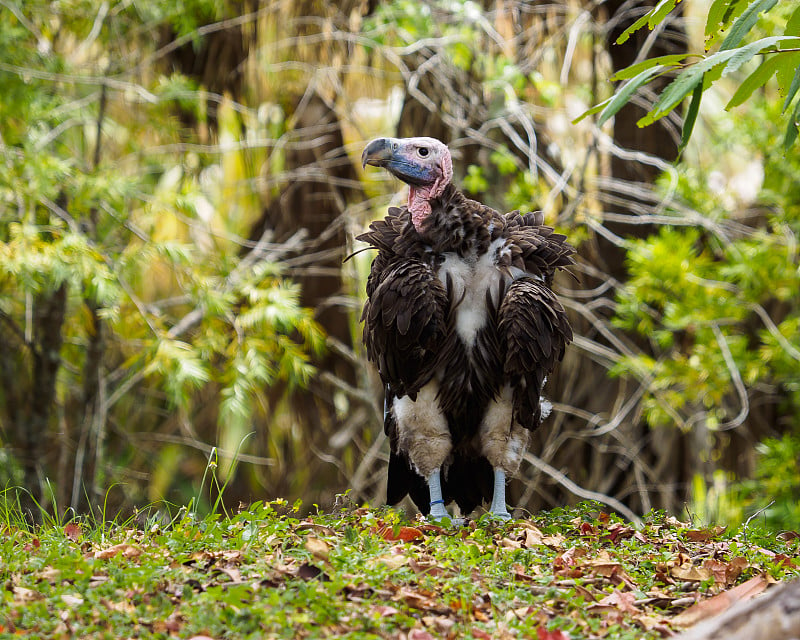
[362,138,436,187]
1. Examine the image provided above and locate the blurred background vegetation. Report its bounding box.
[0,0,797,529]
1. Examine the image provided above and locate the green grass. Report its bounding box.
[1,495,798,639]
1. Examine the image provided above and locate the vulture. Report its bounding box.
[358,136,574,520]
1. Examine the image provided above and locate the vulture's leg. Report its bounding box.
[426,469,451,520]
[393,382,453,519]
[489,468,511,520]
[479,385,529,520]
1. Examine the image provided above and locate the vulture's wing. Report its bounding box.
[499,209,575,429]
[499,277,572,428]
[361,256,449,403]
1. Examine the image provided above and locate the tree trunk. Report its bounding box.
[674,581,800,640]
[19,283,67,517]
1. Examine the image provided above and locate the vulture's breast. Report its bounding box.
[435,237,511,348]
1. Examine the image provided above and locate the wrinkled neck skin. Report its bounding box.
[408,152,453,233]
[408,186,434,231]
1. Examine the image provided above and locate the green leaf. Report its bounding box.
[705,0,727,40]
[706,0,748,50]
[782,64,800,113]
[784,100,800,148]
[611,53,689,81]
[788,3,800,35]
[725,55,783,109]
[639,37,793,127]
[572,96,613,124]
[639,50,738,126]
[599,65,668,126]
[719,0,778,51]
[616,0,681,45]
[723,36,789,76]
[615,13,654,46]
[776,49,800,93]
[678,80,703,155]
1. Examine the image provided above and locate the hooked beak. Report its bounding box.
[361,138,394,169]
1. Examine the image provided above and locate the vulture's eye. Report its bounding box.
[417,147,429,157]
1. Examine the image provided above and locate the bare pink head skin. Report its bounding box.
[361,137,454,232]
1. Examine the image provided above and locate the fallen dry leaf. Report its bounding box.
[702,556,747,587]
[100,597,136,615]
[221,549,243,562]
[63,523,82,542]
[583,551,637,588]
[596,590,640,615]
[94,543,142,560]
[523,527,545,547]
[59,593,84,607]
[604,522,634,543]
[685,526,726,542]
[296,562,330,581]
[304,536,331,561]
[773,553,798,569]
[777,531,800,542]
[423,615,455,633]
[409,558,446,577]
[537,628,571,640]
[377,525,424,542]
[396,587,440,612]
[13,586,43,603]
[671,574,769,627]
[372,552,409,570]
[502,536,522,549]
[670,562,713,582]
[39,566,61,583]
[295,522,337,537]
[214,566,243,583]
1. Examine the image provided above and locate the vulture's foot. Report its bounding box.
[425,468,464,525]
[487,508,512,521]
[489,469,513,521]
[425,512,466,526]
[428,500,451,521]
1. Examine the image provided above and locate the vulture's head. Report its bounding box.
[362,137,453,231]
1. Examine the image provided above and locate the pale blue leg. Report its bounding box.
[427,468,450,520]
[489,468,512,520]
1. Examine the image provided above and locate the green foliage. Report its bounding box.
[578,0,800,150]
[0,0,325,507]
[463,165,489,193]
[691,434,800,530]
[746,434,800,526]
[608,83,800,526]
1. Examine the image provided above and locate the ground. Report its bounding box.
[1,500,798,639]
